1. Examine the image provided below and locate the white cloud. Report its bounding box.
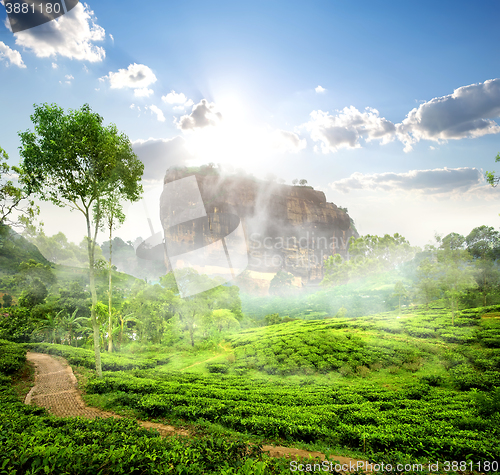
[176,99,222,131]
[65,74,74,84]
[272,130,307,153]
[51,62,58,69]
[134,87,154,98]
[109,33,114,42]
[305,106,396,153]
[14,3,105,62]
[397,78,500,152]
[315,85,326,93]
[162,90,188,104]
[147,105,165,122]
[329,167,484,195]
[162,90,194,110]
[103,63,157,97]
[0,41,26,68]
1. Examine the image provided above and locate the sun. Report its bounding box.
[183,95,278,172]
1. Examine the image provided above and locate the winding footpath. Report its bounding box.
[24,352,369,467]
[24,352,188,437]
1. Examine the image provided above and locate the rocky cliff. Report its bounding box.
[160,167,357,285]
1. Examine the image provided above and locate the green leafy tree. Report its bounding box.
[2,294,12,308]
[465,225,500,306]
[18,279,48,309]
[19,103,144,376]
[36,310,62,343]
[59,309,88,346]
[269,270,294,296]
[264,313,281,326]
[0,145,39,229]
[485,152,500,187]
[211,308,240,332]
[123,282,177,345]
[437,233,477,324]
[415,257,440,309]
[116,311,137,349]
[321,254,349,286]
[392,281,408,315]
[94,190,126,352]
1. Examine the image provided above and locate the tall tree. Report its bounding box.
[437,233,476,325]
[0,145,39,229]
[19,103,143,376]
[466,226,500,305]
[94,190,125,352]
[392,281,408,315]
[415,257,440,309]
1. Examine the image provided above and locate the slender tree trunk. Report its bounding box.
[108,224,113,353]
[86,211,102,377]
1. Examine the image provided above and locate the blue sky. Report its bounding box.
[1,0,500,247]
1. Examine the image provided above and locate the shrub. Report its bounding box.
[339,365,353,377]
[420,374,443,387]
[206,363,229,374]
[472,387,500,416]
[356,365,370,378]
[0,339,26,375]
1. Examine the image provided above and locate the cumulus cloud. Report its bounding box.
[330,167,483,195]
[272,130,307,153]
[132,137,193,181]
[14,3,105,62]
[315,85,326,93]
[176,99,222,131]
[305,106,396,153]
[162,90,192,106]
[64,74,74,84]
[103,63,157,98]
[147,105,165,122]
[397,78,500,152]
[0,41,26,68]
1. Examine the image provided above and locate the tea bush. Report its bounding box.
[0,342,289,474]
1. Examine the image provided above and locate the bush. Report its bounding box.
[0,307,36,343]
[206,363,229,374]
[472,387,500,416]
[356,365,370,377]
[0,339,26,375]
[23,343,160,372]
[420,374,443,387]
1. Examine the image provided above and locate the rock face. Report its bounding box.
[160,167,357,284]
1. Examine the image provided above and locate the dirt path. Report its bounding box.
[24,352,369,467]
[25,352,188,437]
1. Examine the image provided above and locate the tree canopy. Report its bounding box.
[18,103,144,376]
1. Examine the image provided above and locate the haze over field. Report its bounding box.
[1,0,500,247]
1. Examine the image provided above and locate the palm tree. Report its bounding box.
[59,309,89,346]
[36,310,62,343]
